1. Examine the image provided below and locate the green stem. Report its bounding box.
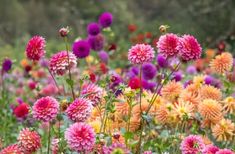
[46,67,62,95]
[47,122,51,154]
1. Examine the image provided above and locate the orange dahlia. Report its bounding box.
[155,104,171,124]
[212,119,235,141]
[198,99,223,124]
[210,52,233,74]
[161,81,183,102]
[222,96,235,114]
[200,85,222,101]
[179,90,201,109]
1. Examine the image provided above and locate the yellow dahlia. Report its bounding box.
[193,75,205,87]
[173,101,194,120]
[198,99,223,123]
[222,96,235,114]
[210,52,233,74]
[161,81,183,102]
[212,119,235,141]
[200,85,222,101]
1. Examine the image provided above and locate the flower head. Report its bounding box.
[222,96,235,114]
[128,77,141,89]
[161,81,183,102]
[49,51,77,76]
[87,22,100,36]
[202,144,219,154]
[99,12,113,28]
[66,98,93,122]
[98,51,109,63]
[128,44,155,64]
[2,58,12,72]
[65,122,95,153]
[72,40,90,58]
[212,119,235,141]
[200,85,222,101]
[215,149,234,154]
[157,33,179,57]
[102,143,130,154]
[210,52,233,74]
[81,83,103,106]
[0,144,23,154]
[142,63,157,80]
[13,103,30,118]
[25,36,46,61]
[180,135,205,154]
[156,54,168,68]
[32,96,59,122]
[177,35,202,61]
[88,34,104,51]
[18,128,41,153]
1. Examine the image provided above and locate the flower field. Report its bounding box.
[0,11,235,154]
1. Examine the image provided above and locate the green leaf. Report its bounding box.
[66,78,74,87]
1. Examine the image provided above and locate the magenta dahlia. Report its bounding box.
[32,96,59,122]
[49,51,77,76]
[215,149,235,154]
[66,98,93,122]
[202,144,219,154]
[102,143,130,154]
[18,128,41,153]
[128,44,155,64]
[180,135,205,154]
[81,83,103,106]
[25,36,46,61]
[157,33,179,57]
[65,122,95,153]
[177,35,202,61]
[0,144,23,154]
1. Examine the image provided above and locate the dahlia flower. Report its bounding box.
[161,80,183,102]
[72,40,90,58]
[65,122,95,153]
[25,36,46,61]
[32,96,59,122]
[180,135,205,154]
[215,149,234,154]
[13,103,29,118]
[88,34,104,51]
[81,83,103,106]
[18,128,41,153]
[157,33,179,57]
[177,35,202,61]
[98,51,109,63]
[87,22,100,36]
[222,96,235,114]
[128,44,155,64]
[51,138,59,154]
[142,62,157,80]
[212,119,235,141]
[49,51,77,76]
[66,98,93,122]
[0,144,23,154]
[200,85,222,101]
[2,58,12,72]
[210,52,233,74]
[202,144,219,154]
[102,143,130,154]
[156,54,168,68]
[173,101,194,120]
[99,12,113,28]
[128,77,141,89]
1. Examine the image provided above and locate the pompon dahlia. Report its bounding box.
[102,143,130,154]
[200,85,222,101]
[202,144,219,154]
[32,96,59,122]
[81,83,103,106]
[210,52,233,74]
[88,34,104,51]
[2,58,12,73]
[25,36,46,61]
[157,33,179,57]
[128,44,155,64]
[99,12,113,28]
[198,99,223,123]
[65,123,95,153]
[49,51,77,76]
[18,128,41,153]
[66,98,93,122]
[177,35,202,61]
[180,135,205,154]
[161,80,183,102]
[87,22,100,36]
[212,119,235,141]
[215,149,235,154]
[0,144,23,154]
[142,62,157,80]
[72,40,90,58]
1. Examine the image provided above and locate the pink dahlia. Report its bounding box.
[25,36,46,61]
[66,98,93,122]
[18,128,41,153]
[216,149,235,154]
[143,151,152,154]
[128,44,155,64]
[102,143,130,154]
[51,138,59,154]
[202,145,219,154]
[177,35,202,61]
[49,51,77,76]
[32,96,59,122]
[65,122,95,153]
[0,144,23,154]
[180,135,205,154]
[81,83,103,106]
[157,33,179,57]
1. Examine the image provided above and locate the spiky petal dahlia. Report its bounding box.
[161,80,183,102]
[0,144,23,154]
[212,119,235,141]
[180,135,205,154]
[157,33,179,57]
[222,97,235,114]
[49,51,77,76]
[128,44,155,64]
[66,98,93,122]
[102,143,130,154]
[200,85,222,101]
[215,149,234,154]
[210,52,233,74]
[198,99,223,124]
[32,96,59,122]
[25,36,46,61]
[18,128,41,153]
[65,122,95,153]
[177,35,202,61]
[81,83,103,106]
